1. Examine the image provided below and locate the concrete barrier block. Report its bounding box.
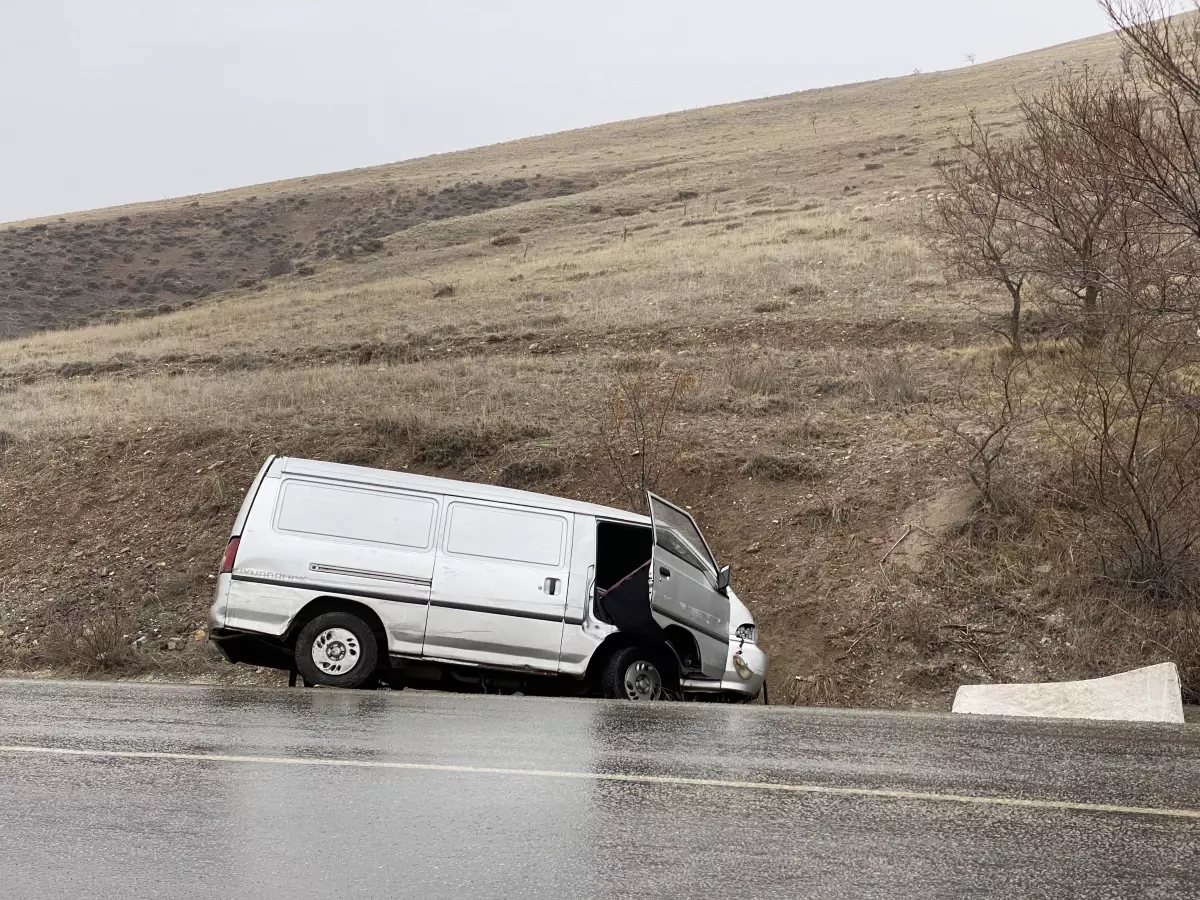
[952,663,1184,724]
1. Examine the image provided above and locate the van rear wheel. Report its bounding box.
[295,612,378,688]
[602,645,673,701]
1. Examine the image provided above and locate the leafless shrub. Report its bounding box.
[37,604,146,674]
[596,373,692,512]
[858,354,923,405]
[932,510,1200,701]
[934,351,1035,512]
[191,473,232,518]
[806,490,850,532]
[1045,315,1200,603]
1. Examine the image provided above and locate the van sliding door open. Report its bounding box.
[647,494,730,679]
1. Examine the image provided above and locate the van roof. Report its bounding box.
[273,456,652,526]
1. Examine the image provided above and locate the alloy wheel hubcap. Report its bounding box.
[623,660,663,700]
[312,627,360,675]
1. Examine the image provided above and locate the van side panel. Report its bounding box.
[223,475,436,656]
[423,499,572,672]
[557,514,603,676]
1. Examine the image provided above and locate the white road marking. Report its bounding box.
[2,743,1198,820]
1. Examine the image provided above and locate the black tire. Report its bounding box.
[602,645,674,701]
[294,611,379,688]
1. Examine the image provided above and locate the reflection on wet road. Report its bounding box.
[1,680,1197,899]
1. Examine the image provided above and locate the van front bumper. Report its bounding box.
[721,640,767,698]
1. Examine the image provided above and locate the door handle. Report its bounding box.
[543,577,561,595]
[659,567,671,579]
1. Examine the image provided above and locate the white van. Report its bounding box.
[208,456,766,701]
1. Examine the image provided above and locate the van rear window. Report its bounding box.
[444,503,566,567]
[275,480,437,549]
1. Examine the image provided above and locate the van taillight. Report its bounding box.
[219,537,240,575]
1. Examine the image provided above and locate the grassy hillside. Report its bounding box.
[2,28,1156,706]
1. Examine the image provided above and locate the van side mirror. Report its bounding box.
[716,565,731,593]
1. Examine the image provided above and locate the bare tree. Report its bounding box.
[925,115,1030,348]
[927,75,1149,347]
[596,373,692,512]
[1010,75,1135,330]
[926,0,1200,603]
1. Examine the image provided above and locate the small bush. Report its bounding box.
[490,234,521,247]
[786,278,826,300]
[858,355,923,404]
[806,502,849,531]
[157,573,194,604]
[414,433,495,467]
[498,458,565,488]
[724,351,789,396]
[753,299,788,313]
[192,473,233,518]
[0,430,15,451]
[740,453,819,481]
[167,427,228,451]
[780,673,847,706]
[37,605,145,674]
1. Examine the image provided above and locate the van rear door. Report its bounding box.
[424,499,572,673]
[647,494,729,679]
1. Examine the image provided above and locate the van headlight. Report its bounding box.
[732,652,753,680]
[735,624,756,643]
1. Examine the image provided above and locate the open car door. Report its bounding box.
[647,493,730,679]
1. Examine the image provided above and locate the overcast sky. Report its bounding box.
[0,0,1113,223]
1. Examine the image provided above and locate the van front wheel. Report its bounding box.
[602,646,673,701]
[295,612,378,688]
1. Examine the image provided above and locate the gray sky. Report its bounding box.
[1,0,1112,224]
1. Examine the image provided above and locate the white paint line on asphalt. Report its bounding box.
[2,743,1198,820]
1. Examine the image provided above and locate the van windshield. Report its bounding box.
[648,497,718,577]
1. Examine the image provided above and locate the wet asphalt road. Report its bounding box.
[1,681,1198,900]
